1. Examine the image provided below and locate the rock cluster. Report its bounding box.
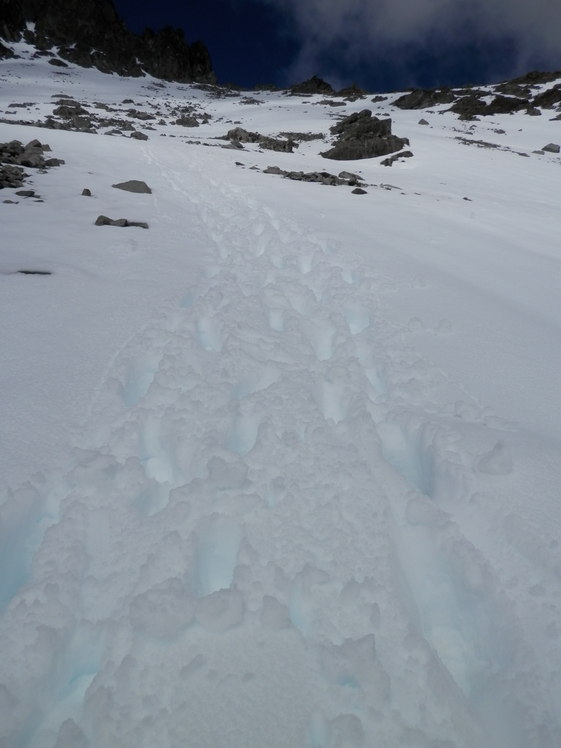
[0,0,215,83]
[223,128,297,153]
[0,138,64,188]
[264,165,365,187]
[321,110,409,161]
[393,74,561,117]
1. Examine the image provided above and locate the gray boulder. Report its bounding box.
[322,110,409,161]
[542,142,560,153]
[95,215,149,229]
[130,131,149,141]
[112,180,152,194]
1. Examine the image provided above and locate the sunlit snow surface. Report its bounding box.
[1,44,561,747]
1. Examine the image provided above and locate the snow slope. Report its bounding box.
[1,44,561,747]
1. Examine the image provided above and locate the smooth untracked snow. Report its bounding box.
[1,44,561,747]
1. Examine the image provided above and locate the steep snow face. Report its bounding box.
[1,44,561,748]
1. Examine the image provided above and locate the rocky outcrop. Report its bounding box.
[290,76,334,96]
[264,165,365,187]
[533,84,561,109]
[450,94,529,117]
[393,88,456,109]
[222,128,297,153]
[0,138,64,188]
[0,0,215,83]
[392,74,561,117]
[321,110,409,161]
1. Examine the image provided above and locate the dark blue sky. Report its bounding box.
[112,0,560,92]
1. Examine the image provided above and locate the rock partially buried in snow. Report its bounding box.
[130,131,149,141]
[95,215,149,229]
[112,180,152,194]
[542,142,560,153]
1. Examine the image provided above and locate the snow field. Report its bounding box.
[1,49,561,746]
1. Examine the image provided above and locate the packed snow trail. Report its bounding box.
[1,139,561,748]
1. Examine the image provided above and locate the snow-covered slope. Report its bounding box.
[1,43,561,748]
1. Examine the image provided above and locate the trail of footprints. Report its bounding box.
[1,148,560,747]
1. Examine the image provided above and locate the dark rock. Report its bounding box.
[542,143,560,153]
[337,84,366,100]
[223,128,295,153]
[82,188,92,196]
[0,41,16,58]
[5,0,215,84]
[0,0,26,42]
[510,70,561,86]
[495,82,531,98]
[338,171,361,184]
[381,151,414,167]
[175,116,199,127]
[322,109,409,161]
[371,95,387,103]
[15,189,35,196]
[351,188,367,195]
[393,88,455,110]
[0,164,25,188]
[487,95,529,114]
[130,131,149,141]
[290,75,334,96]
[95,215,149,228]
[112,180,152,193]
[418,118,430,125]
[450,96,488,117]
[263,165,365,187]
[127,109,155,121]
[526,107,542,116]
[48,58,68,67]
[44,158,65,166]
[278,132,324,142]
[17,269,52,275]
[53,102,89,118]
[259,136,295,153]
[451,94,529,117]
[533,84,561,109]
[224,127,259,143]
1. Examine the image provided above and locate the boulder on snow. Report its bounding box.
[542,142,560,153]
[321,109,409,161]
[95,215,149,229]
[112,180,152,194]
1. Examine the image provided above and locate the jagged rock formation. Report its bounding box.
[393,71,561,117]
[393,88,456,109]
[0,0,215,83]
[321,109,409,161]
[290,76,335,96]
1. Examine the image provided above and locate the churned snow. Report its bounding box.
[1,43,561,747]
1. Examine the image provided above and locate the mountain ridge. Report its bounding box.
[0,0,215,83]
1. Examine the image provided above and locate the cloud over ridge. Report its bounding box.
[259,0,561,85]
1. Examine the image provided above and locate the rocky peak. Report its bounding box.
[0,0,215,83]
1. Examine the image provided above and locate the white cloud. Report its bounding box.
[259,0,561,83]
